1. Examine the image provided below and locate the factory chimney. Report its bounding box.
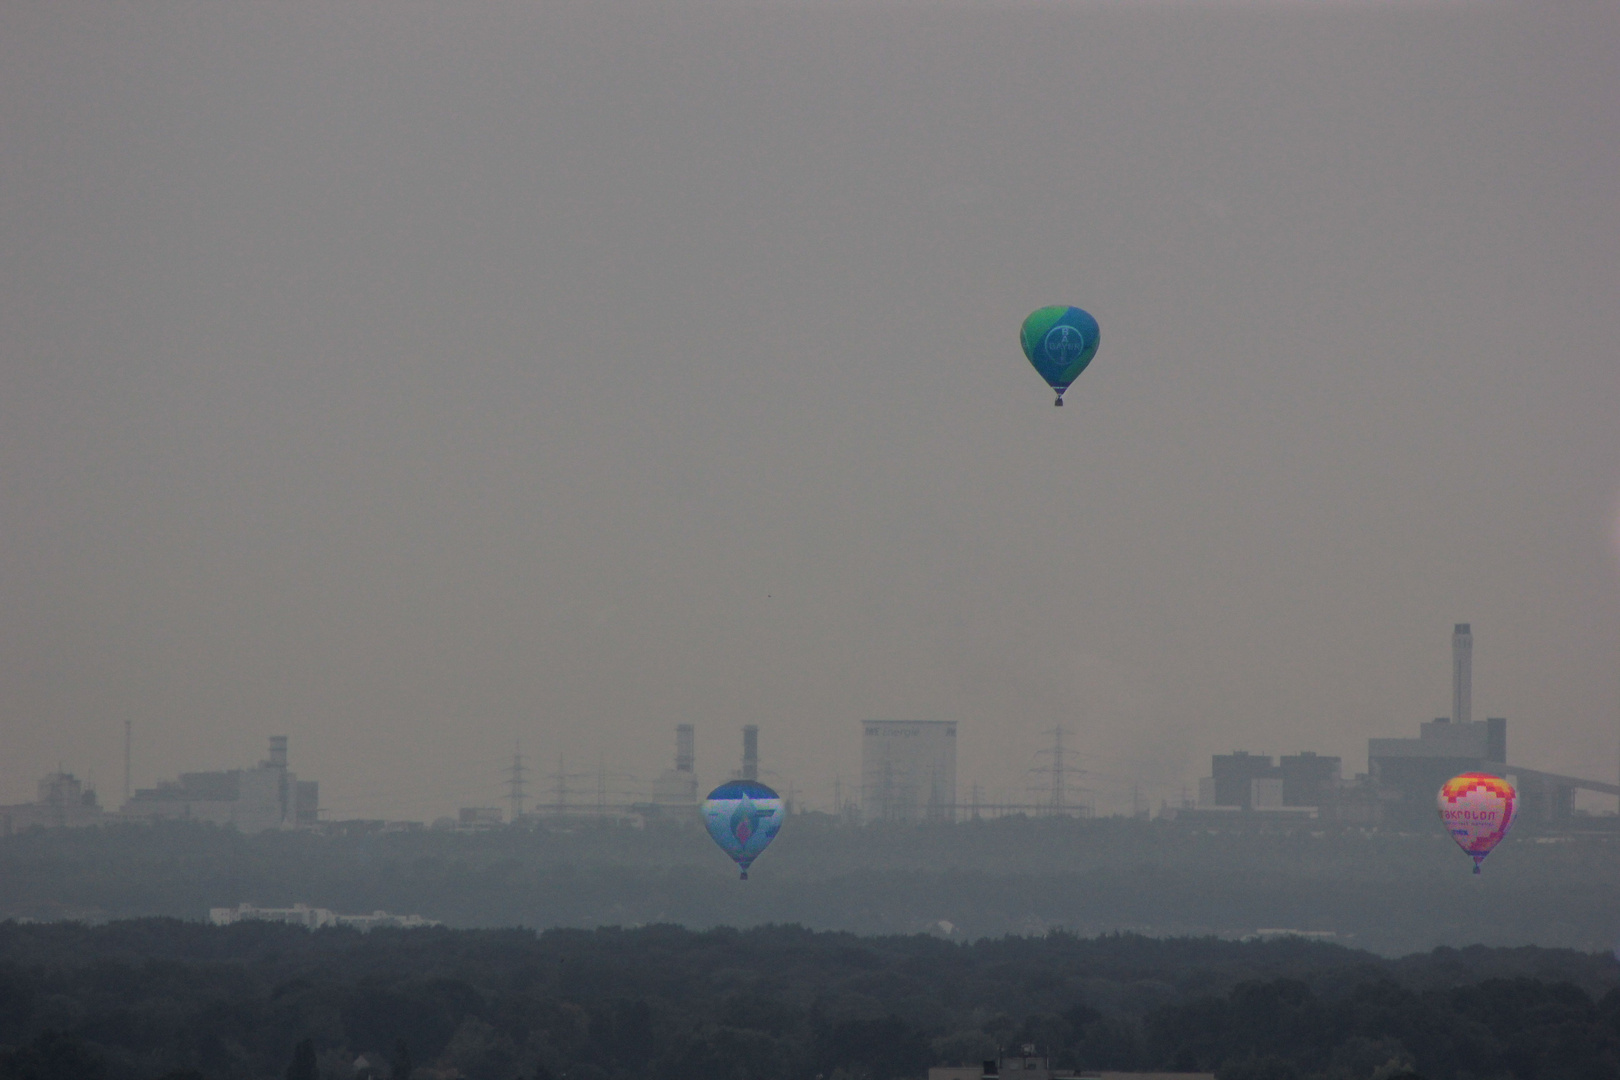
[676,724,695,773]
[1452,624,1472,726]
[742,725,759,781]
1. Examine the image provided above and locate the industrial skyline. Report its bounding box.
[7,622,1615,832]
[20,615,1614,823]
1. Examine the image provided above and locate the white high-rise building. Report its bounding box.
[860,720,956,823]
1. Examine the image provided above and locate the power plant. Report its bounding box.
[122,735,318,833]
[1192,624,1618,825]
[2,736,320,836]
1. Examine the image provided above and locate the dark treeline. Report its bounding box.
[0,920,1617,1080]
[1,817,1617,955]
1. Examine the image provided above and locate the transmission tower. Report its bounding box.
[1032,727,1089,816]
[506,749,528,821]
[1050,728,1064,811]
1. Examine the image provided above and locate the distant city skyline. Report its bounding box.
[11,642,1617,828]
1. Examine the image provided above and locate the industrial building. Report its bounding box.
[651,723,699,810]
[1191,625,1619,825]
[861,720,957,823]
[1198,751,1340,814]
[0,772,107,835]
[1367,715,1506,823]
[122,736,319,833]
[1363,626,1507,820]
[1194,720,1617,826]
[3,736,322,835]
[1367,715,1616,825]
[1366,624,1616,823]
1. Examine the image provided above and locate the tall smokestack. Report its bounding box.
[1452,624,1472,726]
[742,725,759,781]
[676,724,694,773]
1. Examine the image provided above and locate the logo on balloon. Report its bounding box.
[730,796,768,844]
[1044,324,1087,366]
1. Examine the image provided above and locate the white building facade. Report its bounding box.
[860,720,957,823]
[209,903,439,930]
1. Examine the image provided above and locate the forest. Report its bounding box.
[0,816,1617,956]
[0,919,1616,1080]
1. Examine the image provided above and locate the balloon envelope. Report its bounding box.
[702,780,784,879]
[1020,306,1100,397]
[1437,772,1518,873]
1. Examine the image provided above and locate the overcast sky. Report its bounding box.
[1,1,1616,821]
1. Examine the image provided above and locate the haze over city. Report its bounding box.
[2,1,1617,824]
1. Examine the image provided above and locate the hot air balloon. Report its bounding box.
[1437,772,1518,874]
[1020,306,1099,406]
[702,780,784,880]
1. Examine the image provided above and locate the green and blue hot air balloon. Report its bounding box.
[702,780,784,880]
[1020,306,1099,406]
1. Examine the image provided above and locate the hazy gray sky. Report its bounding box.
[2,1,1616,820]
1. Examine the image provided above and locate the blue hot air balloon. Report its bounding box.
[1020,306,1100,406]
[702,780,784,879]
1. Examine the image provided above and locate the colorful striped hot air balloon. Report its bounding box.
[1437,772,1518,874]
